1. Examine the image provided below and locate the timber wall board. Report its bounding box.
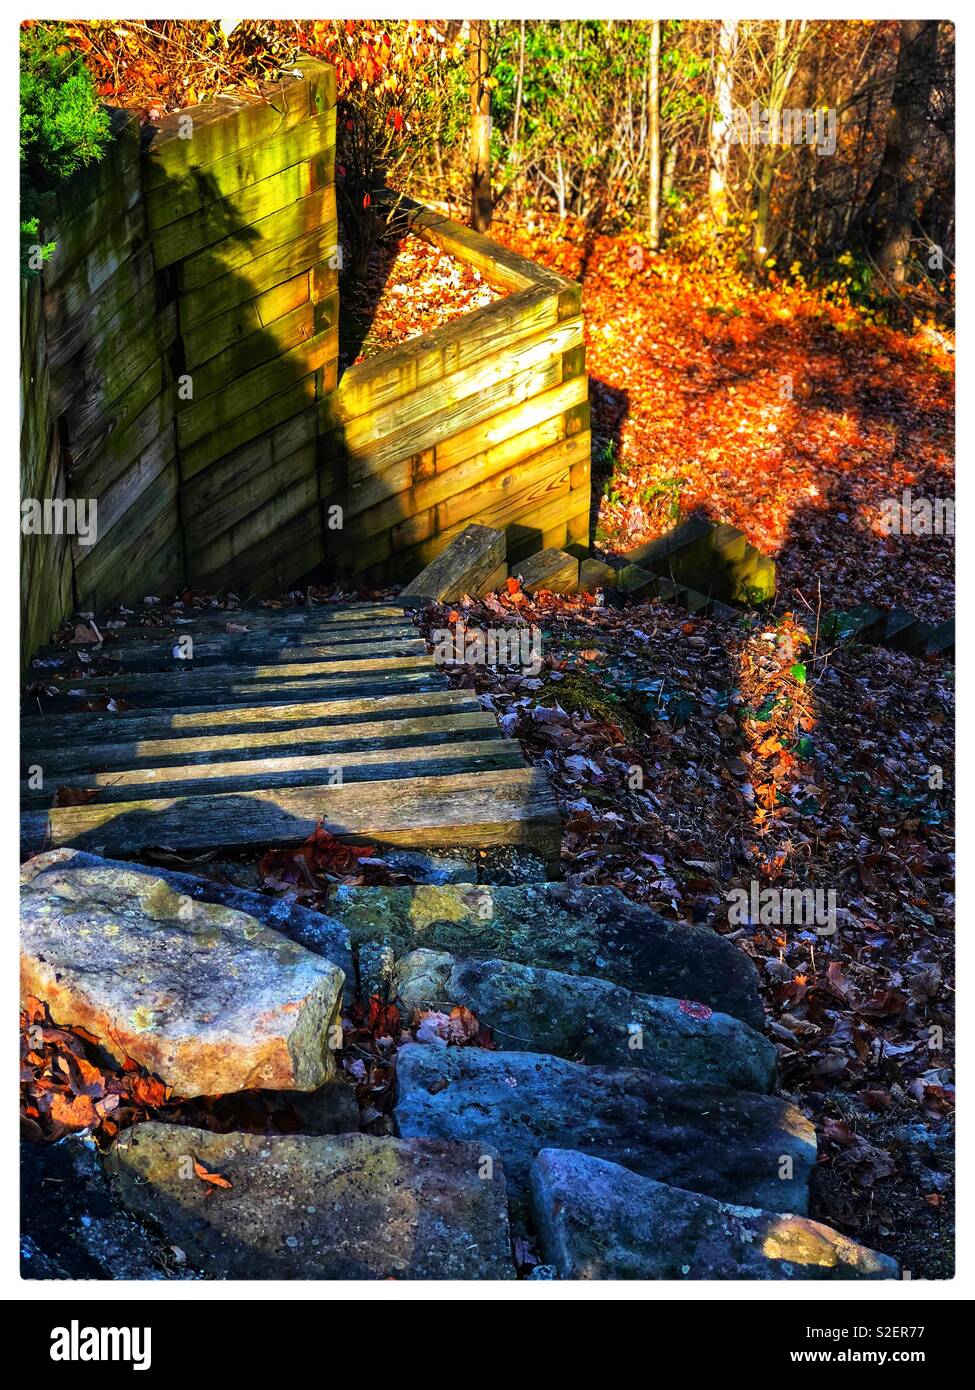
[21,62,591,660]
[320,199,591,587]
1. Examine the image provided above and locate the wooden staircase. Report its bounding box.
[21,603,561,866]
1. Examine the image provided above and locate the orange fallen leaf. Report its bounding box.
[193,1159,233,1189]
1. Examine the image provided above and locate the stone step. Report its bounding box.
[105,1124,515,1280]
[20,853,345,1098]
[393,948,777,1092]
[25,847,356,987]
[530,1150,899,1280]
[394,1044,816,1215]
[326,882,765,1028]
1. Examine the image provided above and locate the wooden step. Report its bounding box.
[28,669,444,714]
[51,634,429,672]
[22,737,524,807]
[116,603,406,628]
[624,515,713,570]
[22,688,482,750]
[21,766,562,862]
[22,709,500,779]
[824,605,886,644]
[51,616,416,650]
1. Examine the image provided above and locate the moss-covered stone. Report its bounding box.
[331,881,764,1028]
[105,1123,514,1279]
[531,1150,899,1280]
[394,948,776,1091]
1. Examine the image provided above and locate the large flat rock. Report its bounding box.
[394,1044,815,1214]
[531,1150,899,1280]
[330,881,764,1028]
[105,1123,514,1279]
[22,848,354,982]
[21,852,344,1098]
[394,949,776,1092]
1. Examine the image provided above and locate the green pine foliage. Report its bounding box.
[20,21,110,274]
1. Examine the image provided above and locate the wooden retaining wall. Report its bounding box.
[21,61,590,656]
[21,59,337,634]
[321,200,591,587]
[148,61,338,593]
[20,278,73,669]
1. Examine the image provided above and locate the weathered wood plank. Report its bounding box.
[147,108,336,229]
[434,372,589,472]
[23,738,523,807]
[143,62,333,188]
[42,652,435,699]
[178,186,337,290]
[434,433,587,534]
[513,547,579,594]
[31,671,445,716]
[177,325,336,451]
[188,302,316,402]
[338,356,566,483]
[67,379,174,500]
[179,375,322,482]
[179,231,337,332]
[401,524,506,604]
[105,603,407,630]
[76,627,421,667]
[335,409,569,540]
[21,689,479,750]
[334,287,558,422]
[74,463,180,610]
[342,317,582,457]
[405,198,577,313]
[187,474,321,590]
[21,767,562,860]
[22,709,499,779]
[152,155,333,268]
[182,273,311,372]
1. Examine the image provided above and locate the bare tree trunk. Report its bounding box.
[752,21,808,267]
[469,20,493,231]
[510,19,526,212]
[859,19,940,286]
[648,19,662,249]
[708,19,739,227]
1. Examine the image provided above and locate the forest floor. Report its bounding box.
[411,585,954,1279]
[490,211,955,626]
